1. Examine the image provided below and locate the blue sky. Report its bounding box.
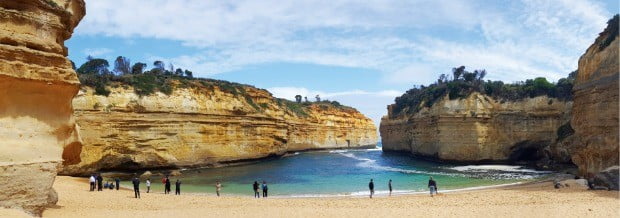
[66,0,618,128]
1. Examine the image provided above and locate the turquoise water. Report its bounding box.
[127,144,550,197]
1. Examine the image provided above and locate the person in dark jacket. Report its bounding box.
[175,179,181,195]
[253,181,260,198]
[96,174,104,191]
[369,179,375,198]
[428,176,438,197]
[388,179,393,196]
[115,178,120,190]
[165,176,171,194]
[261,181,268,198]
[132,176,140,198]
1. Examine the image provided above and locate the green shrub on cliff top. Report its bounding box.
[75,57,359,116]
[391,66,575,117]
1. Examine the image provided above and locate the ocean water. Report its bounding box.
[127,143,551,197]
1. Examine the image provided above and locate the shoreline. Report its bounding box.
[95,173,546,199]
[31,176,619,217]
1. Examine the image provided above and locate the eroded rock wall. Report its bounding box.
[569,16,619,177]
[61,86,377,175]
[0,0,84,215]
[380,93,570,162]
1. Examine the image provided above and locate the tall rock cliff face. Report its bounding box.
[569,16,619,177]
[0,0,84,215]
[381,93,570,162]
[61,85,377,175]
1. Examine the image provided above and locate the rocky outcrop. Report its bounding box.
[568,15,619,178]
[0,0,84,215]
[60,85,377,175]
[380,93,570,162]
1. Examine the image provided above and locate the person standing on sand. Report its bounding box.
[146,179,151,193]
[175,179,181,195]
[89,174,96,191]
[215,180,222,197]
[96,174,104,191]
[165,176,171,194]
[253,181,260,198]
[369,179,375,198]
[262,181,268,198]
[388,179,393,196]
[132,176,141,199]
[115,178,120,190]
[428,176,438,197]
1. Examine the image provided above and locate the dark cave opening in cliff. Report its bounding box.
[509,140,548,163]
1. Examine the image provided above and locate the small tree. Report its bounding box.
[175,68,184,76]
[295,95,302,103]
[315,95,321,102]
[452,66,465,81]
[77,58,110,75]
[131,62,146,74]
[113,56,131,75]
[153,60,165,70]
[184,70,193,78]
[304,96,308,102]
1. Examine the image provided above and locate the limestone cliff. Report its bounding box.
[0,0,84,215]
[567,15,619,177]
[381,93,570,162]
[61,84,377,175]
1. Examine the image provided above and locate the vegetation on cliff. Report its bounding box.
[74,56,352,116]
[390,66,575,117]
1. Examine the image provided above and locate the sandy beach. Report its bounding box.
[0,176,601,217]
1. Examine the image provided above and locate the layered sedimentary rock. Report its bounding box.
[0,0,84,215]
[568,16,619,177]
[61,86,377,175]
[381,93,570,162]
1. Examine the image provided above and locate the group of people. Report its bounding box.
[368,177,438,198]
[130,175,183,199]
[252,181,269,198]
[89,174,120,192]
[90,174,439,199]
[160,176,182,195]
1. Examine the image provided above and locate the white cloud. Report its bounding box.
[74,0,613,85]
[82,47,113,57]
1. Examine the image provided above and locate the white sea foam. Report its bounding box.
[336,152,460,176]
[336,151,547,179]
[449,165,550,173]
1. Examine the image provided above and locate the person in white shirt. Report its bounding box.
[89,175,96,191]
[146,179,151,193]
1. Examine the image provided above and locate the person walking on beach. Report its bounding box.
[146,179,151,193]
[96,174,104,191]
[262,181,269,198]
[215,180,222,197]
[132,176,140,199]
[175,179,181,195]
[388,179,393,196]
[369,179,375,198]
[164,176,171,194]
[428,176,438,197]
[115,178,120,190]
[89,174,96,191]
[253,181,260,198]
